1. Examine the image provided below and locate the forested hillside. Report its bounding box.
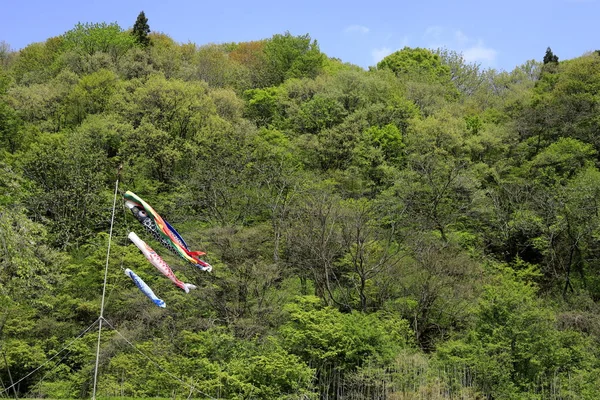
[2,15,600,399]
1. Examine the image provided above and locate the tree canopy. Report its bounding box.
[2,20,600,399]
[132,11,151,47]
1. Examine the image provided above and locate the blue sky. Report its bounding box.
[1,0,598,71]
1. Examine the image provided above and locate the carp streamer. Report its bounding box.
[124,191,212,272]
[128,232,197,293]
[124,268,166,308]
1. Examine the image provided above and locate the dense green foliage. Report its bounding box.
[131,11,151,48]
[3,16,600,399]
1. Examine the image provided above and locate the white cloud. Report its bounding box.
[454,30,469,46]
[422,26,446,50]
[462,41,498,66]
[366,27,497,69]
[345,25,370,34]
[421,27,498,67]
[372,47,393,63]
[424,26,443,40]
[370,36,409,65]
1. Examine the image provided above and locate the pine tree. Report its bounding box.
[543,47,559,64]
[132,11,150,47]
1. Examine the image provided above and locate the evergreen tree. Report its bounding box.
[543,46,559,64]
[132,11,151,47]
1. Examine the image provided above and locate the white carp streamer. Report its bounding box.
[128,232,197,293]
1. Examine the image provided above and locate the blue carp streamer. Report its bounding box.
[124,268,166,308]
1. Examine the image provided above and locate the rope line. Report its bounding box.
[25,336,84,398]
[0,319,99,397]
[104,200,132,316]
[4,168,216,399]
[101,317,216,400]
[92,168,121,400]
[120,192,133,271]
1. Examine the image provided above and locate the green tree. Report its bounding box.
[227,340,315,399]
[377,47,458,115]
[377,47,451,83]
[7,70,78,133]
[193,44,247,89]
[243,86,285,127]
[263,32,325,85]
[20,127,112,248]
[132,11,151,47]
[365,123,404,162]
[111,73,214,140]
[282,180,346,302]
[337,198,404,311]
[145,32,181,78]
[228,40,270,89]
[529,137,596,186]
[390,112,476,242]
[521,53,600,155]
[293,94,346,134]
[279,296,411,397]
[0,40,13,69]
[182,120,270,225]
[0,164,67,396]
[62,22,136,63]
[64,69,119,126]
[11,39,62,84]
[543,46,559,64]
[437,265,593,398]
[435,48,484,96]
[0,71,23,154]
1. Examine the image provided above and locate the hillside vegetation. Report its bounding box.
[2,17,600,399]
